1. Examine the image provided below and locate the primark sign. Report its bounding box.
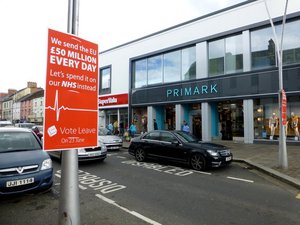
[131,79,222,106]
[131,68,300,106]
[166,84,218,98]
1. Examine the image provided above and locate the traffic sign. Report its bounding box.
[44,29,98,151]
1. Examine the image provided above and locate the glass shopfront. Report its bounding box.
[253,96,300,140]
[218,100,244,140]
[132,107,147,134]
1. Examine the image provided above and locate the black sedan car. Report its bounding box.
[128,130,232,171]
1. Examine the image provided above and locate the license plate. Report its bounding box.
[6,178,34,187]
[88,152,101,157]
[225,156,232,161]
[110,146,120,149]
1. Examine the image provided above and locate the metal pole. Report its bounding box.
[263,0,288,169]
[58,0,81,225]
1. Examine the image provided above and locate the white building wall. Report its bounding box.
[100,0,300,78]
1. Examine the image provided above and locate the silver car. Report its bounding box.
[48,138,107,162]
[98,128,123,151]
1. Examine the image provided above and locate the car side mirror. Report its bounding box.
[172,140,180,146]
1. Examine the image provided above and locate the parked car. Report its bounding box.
[128,130,233,171]
[0,127,53,195]
[14,122,36,129]
[48,134,108,162]
[98,128,123,151]
[0,121,12,127]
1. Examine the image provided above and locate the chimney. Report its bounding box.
[8,89,17,95]
[27,82,37,88]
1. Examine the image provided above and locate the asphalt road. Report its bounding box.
[0,148,299,225]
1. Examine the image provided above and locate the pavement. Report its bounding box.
[122,139,300,190]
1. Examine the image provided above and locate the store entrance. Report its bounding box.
[192,115,202,139]
[218,100,244,140]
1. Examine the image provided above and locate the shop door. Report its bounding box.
[218,101,244,140]
[192,115,202,139]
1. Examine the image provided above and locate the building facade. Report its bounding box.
[99,0,300,143]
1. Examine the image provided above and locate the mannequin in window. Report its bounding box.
[269,112,278,140]
[290,112,299,140]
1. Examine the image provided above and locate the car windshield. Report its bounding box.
[175,131,200,143]
[0,132,42,153]
[98,128,112,135]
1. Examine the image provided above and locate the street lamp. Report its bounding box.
[263,0,289,169]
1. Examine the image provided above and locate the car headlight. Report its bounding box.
[41,158,52,170]
[206,150,219,156]
[101,144,107,152]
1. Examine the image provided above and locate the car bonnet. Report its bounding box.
[0,150,49,169]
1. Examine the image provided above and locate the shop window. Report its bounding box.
[209,39,224,76]
[99,66,111,95]
[281,20,300,65]
[132,46,196,89]
[252,97,300,140]
[251,27,276,70]
[208,34,243,76]
[164,50,181,83]
[133,59,147,88]
[148,55,163,85]
[251,20,300,70]
[182,46,196,80]
[132,108,147,134]
[225,35,243,74]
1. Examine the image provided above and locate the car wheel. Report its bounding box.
[135,148,146,162]
[190,154,206,171]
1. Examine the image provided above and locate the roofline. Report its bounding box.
[99,0,256,54]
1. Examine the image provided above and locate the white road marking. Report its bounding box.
[55,173,88,190]
[227,176,254,183]
[95,194,162,225]
[116,156,126,159]
[193,170,212,175]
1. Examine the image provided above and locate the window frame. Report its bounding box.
[99,66,112,95]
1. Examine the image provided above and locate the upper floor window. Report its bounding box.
[281,20,300,65]
[133,46,196,89]
[182,47,196,80]
[208,34,243,76]
[99,66,111,95]
[251,20,300,69]
[164,50,181,83]
[251,27,275,69]
[148,55,163,85]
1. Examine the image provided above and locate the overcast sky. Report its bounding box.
[0,0,246,93]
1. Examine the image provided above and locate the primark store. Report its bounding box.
[99,0,300,144]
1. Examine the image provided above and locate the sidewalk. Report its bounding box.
[122,140,300,189]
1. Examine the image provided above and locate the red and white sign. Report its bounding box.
[282,89,287,126]
[44,29,98,151]
[98,93,128,107]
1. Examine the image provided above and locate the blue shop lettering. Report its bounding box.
[166,84,218,97]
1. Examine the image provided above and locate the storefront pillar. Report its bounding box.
[201,102,212,142]
[147,106,156,131]
[243,99,254,143]
[175,104,184,130]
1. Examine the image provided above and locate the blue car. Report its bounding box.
[0,127,53,195]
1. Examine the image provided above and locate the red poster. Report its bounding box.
[44,29,98,151]
[282,89,287,126]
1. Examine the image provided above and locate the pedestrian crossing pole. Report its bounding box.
[264,0,288,169]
